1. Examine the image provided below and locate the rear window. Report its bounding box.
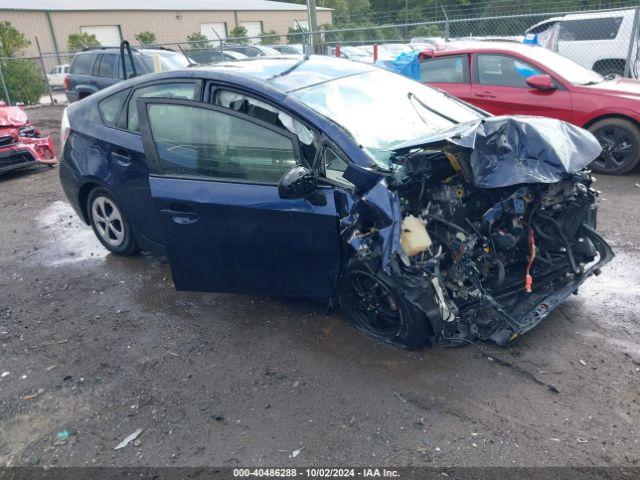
[420,56,469,83]
[559,17,623,41]
[98,89,130,127]
[71,53,96,75]
[96,54,116,78]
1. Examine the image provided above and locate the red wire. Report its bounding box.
[525,227,535,293]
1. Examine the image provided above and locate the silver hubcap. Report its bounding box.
[91,196,125,247]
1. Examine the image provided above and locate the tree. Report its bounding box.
[186,32,209,50]
[260,30,280,45]
[67,32,101,51]
[410,24,442,38]
[228,26,248,43]
[287,26,307,45]
[135,31,156,45]
[0,22,46,105]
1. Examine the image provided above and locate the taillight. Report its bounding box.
[64,75,70,91]
[60,108,70,155]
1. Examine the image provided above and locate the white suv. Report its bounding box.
[525,9,638,77]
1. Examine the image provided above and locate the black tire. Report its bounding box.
[87,187,139,256]
[588,118,640,174]
[338,258,432,350]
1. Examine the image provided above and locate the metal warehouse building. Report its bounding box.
[0,0,332,56]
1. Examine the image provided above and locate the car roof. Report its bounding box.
[76,47,179,55]
[187,55,375,92]
[422,41,548,58]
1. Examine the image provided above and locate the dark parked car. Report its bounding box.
[222,44,281,57]
[65,47,191,102]
[59,56,612,349]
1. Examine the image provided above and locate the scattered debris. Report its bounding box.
[576,437,588,443]
[550,438,560,442]
[579,359,587,366]
[56,430,70,442]
[23,388,45,400]
[1,371,9,378]
[290,448,304,458]
[46,365,56,371]
[114,428,144,450]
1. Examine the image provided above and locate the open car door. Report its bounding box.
[138,98,342,299]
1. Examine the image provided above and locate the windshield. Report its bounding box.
[258,46,281,56]
[531,47,603,85]
[142,52,191,72]
[292,69,483,168]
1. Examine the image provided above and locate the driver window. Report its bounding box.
[214,89,318,165]
[477,54,542,88]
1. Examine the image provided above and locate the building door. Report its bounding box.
[240,21,263,44]
[80,25,121,46]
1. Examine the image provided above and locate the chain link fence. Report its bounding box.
[1,4,639,106]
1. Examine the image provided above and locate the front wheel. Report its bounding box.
[588,118,640,174]
[87,187,139,256]
[338,259,432,350]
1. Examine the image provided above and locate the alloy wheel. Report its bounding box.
[592,125,634,172]
[91,196,125,247]
[348,271,403,338]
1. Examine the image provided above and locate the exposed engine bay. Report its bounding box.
[340,116,613,347]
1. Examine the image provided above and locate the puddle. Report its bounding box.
[31,200,107,267]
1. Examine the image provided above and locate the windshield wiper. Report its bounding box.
[407,92,458,125]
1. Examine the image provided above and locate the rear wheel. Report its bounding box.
[87,187,139,256]
[588,118,640,174]
[338,259,432,350]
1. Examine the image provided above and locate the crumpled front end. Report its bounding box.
[0,107,57,174]
[339,116,614,346]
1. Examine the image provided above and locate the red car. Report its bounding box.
[0,103,57,175]
[419,41,640,174]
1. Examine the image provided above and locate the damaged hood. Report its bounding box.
[392,116,602,188]
[0,106,29,128]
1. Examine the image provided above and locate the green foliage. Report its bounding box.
[0,21,30,57]
[229,26,248,43]
[260,30,280,45]
[186,32,209,50]
[1,59,46,104]
[410,24,442,38]
[67,32,101,51]
[287,26,307,45]
[0,22,45,105]
[135,31,156,45]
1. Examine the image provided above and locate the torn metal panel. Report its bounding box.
[392,115,602,187]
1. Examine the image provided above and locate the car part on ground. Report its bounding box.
[0,104,57,175]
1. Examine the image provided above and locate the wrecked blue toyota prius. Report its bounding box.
[59,55,613,349]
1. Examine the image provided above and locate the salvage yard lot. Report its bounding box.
[1,105,639,467]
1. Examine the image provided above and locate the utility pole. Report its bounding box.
[404,0,409,39]
[306,0,319,53]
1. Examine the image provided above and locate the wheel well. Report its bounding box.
[78,91,91,100]
[583,114,640,131]
[78,182,100,224]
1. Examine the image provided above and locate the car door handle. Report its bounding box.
[475,92,496,99]
[160,208,199,224]
[111,151,133,166]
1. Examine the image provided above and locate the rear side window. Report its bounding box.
[96,54,116,78]
[420,56,469,83]
[147,104,298,183]
[476,54,542,88]
[559,17,623,41]
[127,83,197,132]
[71,54,96,75]
[98,89,130,126]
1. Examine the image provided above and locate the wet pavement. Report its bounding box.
[0,106,639,467]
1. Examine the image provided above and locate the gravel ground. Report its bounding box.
[0,105,639,468]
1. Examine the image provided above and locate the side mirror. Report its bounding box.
[526,74,556,91]
[278,166,317,200]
